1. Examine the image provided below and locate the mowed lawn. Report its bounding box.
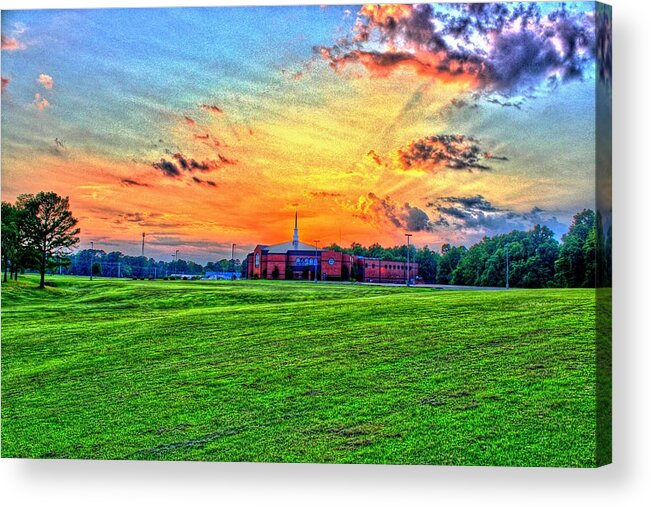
[2,276,601,466]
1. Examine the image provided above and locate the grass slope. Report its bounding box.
[1,276,600,466]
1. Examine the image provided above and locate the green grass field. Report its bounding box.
[1,275,604,466]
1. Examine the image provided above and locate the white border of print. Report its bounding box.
[1,1,650,506]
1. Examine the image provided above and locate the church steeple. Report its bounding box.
[292,211,299,249]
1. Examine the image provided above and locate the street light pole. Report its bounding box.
[231,243,236,274]
[405,234,412,287]
[175,249,180,278]
[90,241,94,281]
[506,247,510,289]
[314,240,320,282]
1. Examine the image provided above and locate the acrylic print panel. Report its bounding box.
[1,2,611,467]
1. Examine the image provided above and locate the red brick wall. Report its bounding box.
[320,250,343,279]
[250,246,265,279]
[265,253,287,279]
[356,258,418,283]
[246,253,254,278]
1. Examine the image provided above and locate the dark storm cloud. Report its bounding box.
[354,193,434,232]
[395,135,506,173]
[484,153,509,161]
[434,195,500,212]
[152,158,181,178]
[316,3,596,96]
[404,205,433,232]
[428,194,566,236]
[113,211,188,229]
[192,176,217,187]
[172,153,217,173]
[152,152,234,179]
[485,96,524,109]
[120,178,149,187]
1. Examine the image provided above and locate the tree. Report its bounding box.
[92,262,102,277]
[450,225,559,288]
[2,199,38,281]
[20,192,80,288]
[554,209,596,288]
[1,202,18,282]
[437,244,466,284]
[416,245,439,283]
[271,265,280,279]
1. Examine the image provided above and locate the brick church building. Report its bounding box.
[244,213,417,283]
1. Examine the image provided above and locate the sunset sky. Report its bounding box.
[1,3,600,263]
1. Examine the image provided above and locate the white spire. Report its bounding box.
[292,211,299,249]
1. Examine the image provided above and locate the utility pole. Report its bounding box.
[231,243,236,274]
[506,247,510,289]
[141,232,145,257]
[405,233,412,287]
[118,262,121,279]
[90,241,94,281]
[314,240,320,282]
[175,249,180,277]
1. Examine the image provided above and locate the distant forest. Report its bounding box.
[63,251,239,280]
[328,209,611,289]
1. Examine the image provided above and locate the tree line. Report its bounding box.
[328,209,611,288]
[64,250,241,279]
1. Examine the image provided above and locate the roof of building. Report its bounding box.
[260,240,321,253]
